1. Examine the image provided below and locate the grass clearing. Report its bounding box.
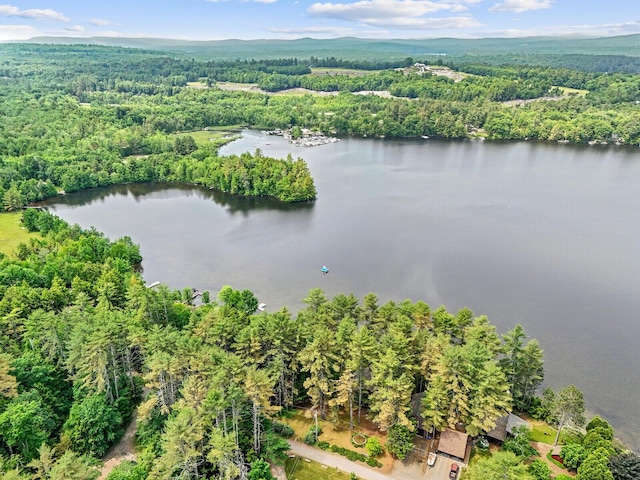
[309,67,382,77]
[0,212,38,256]
[555,86,589,96]
[171,128,241,147]
[285,456,353,480]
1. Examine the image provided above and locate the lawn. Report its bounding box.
[281,409,394,473]
[285,456,353,480]
[555,86,589,96]
[528,418,580,445]
[0,212,37,256]
[171,127,242,147]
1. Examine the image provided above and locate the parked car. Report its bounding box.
[449,463,459,479]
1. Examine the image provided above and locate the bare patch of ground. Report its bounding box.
[98,413,138,480]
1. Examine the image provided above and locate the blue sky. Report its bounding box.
[0,1,639,41]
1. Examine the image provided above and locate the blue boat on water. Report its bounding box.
[321,265,329,274]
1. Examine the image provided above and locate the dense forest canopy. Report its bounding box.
[0,209,543,478]
[1,43,639,210]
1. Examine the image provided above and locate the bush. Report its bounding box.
[317,441,330,450]
[528,458,552,480]
[272,421,294,438]
[366,437,384,457]
[366,457,383,468]
[304,425,322,445]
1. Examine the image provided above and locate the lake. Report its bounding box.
[39,130,640,450]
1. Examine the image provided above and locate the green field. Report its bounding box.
[171,127,242,146]
[0,212,37,256]
[556,86,589,96]
[285,456,354,480]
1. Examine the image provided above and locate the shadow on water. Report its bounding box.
[36,182,315,216]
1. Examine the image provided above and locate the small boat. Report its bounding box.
[321,266,329,274]
[428,452,437,467]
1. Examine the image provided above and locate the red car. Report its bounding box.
[449,463,459,479]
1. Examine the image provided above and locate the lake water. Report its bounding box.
[40,130,640,450]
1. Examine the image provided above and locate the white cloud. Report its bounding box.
[482,20,640,37]
[489,0,552,13]
[206,0,278,3]
[307,0,483,30]
[0,24,39,40]
[365,15,482,28]
[309,0,454,21]
[89,18,113,26]
[66,25,85,32]
[0,4,70,21]
[269,25,356,34]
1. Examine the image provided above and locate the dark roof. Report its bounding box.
[438,428,468,460]
[486,414,509,441]
[410,392,426,430]
[486,414,531,441]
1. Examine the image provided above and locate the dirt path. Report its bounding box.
[98,413,138,480]
[531,441,574,478]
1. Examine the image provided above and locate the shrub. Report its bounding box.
[366,437,384,457]
[304,425,322,445]
[272,421,294,438]
[366,457,383,468]
[528,458,552,480]
[317,441,330,450]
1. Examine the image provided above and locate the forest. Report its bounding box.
[0,209,635,480]
[1,42,640,479]
[1,44,640,209]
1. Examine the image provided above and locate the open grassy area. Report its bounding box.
[281,409,394,473]
[309,67,382,77]
[0,212,38,257]
[285,456,353,480]
[171,128,242,147]
[555,86,589,96]
[528,418,580,445]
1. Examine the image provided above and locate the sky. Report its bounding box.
[0,0,639,41]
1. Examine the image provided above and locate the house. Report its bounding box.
[485,414,531,442]
[437,428,469,462]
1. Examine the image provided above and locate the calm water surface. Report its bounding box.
[40,131,640,450]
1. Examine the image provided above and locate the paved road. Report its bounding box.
[287,441,396,480]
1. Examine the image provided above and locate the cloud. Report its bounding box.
[269,25,356,35]
[489,0,552,13]
[307,0,482,29]
[206,0,278,3]
[309,0,453,21]
[0,24,38,40]
[482,20,640,37]
[66,25,85,32]
[89,18,113,26]
[0,4,70,21]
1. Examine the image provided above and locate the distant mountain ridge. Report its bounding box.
[18,34,640,60]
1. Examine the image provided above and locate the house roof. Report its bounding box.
[410,392,426,430]
[438,428,468,460]
[486,414,509,441]
[486,414,531,441]
[506,414,531,434]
